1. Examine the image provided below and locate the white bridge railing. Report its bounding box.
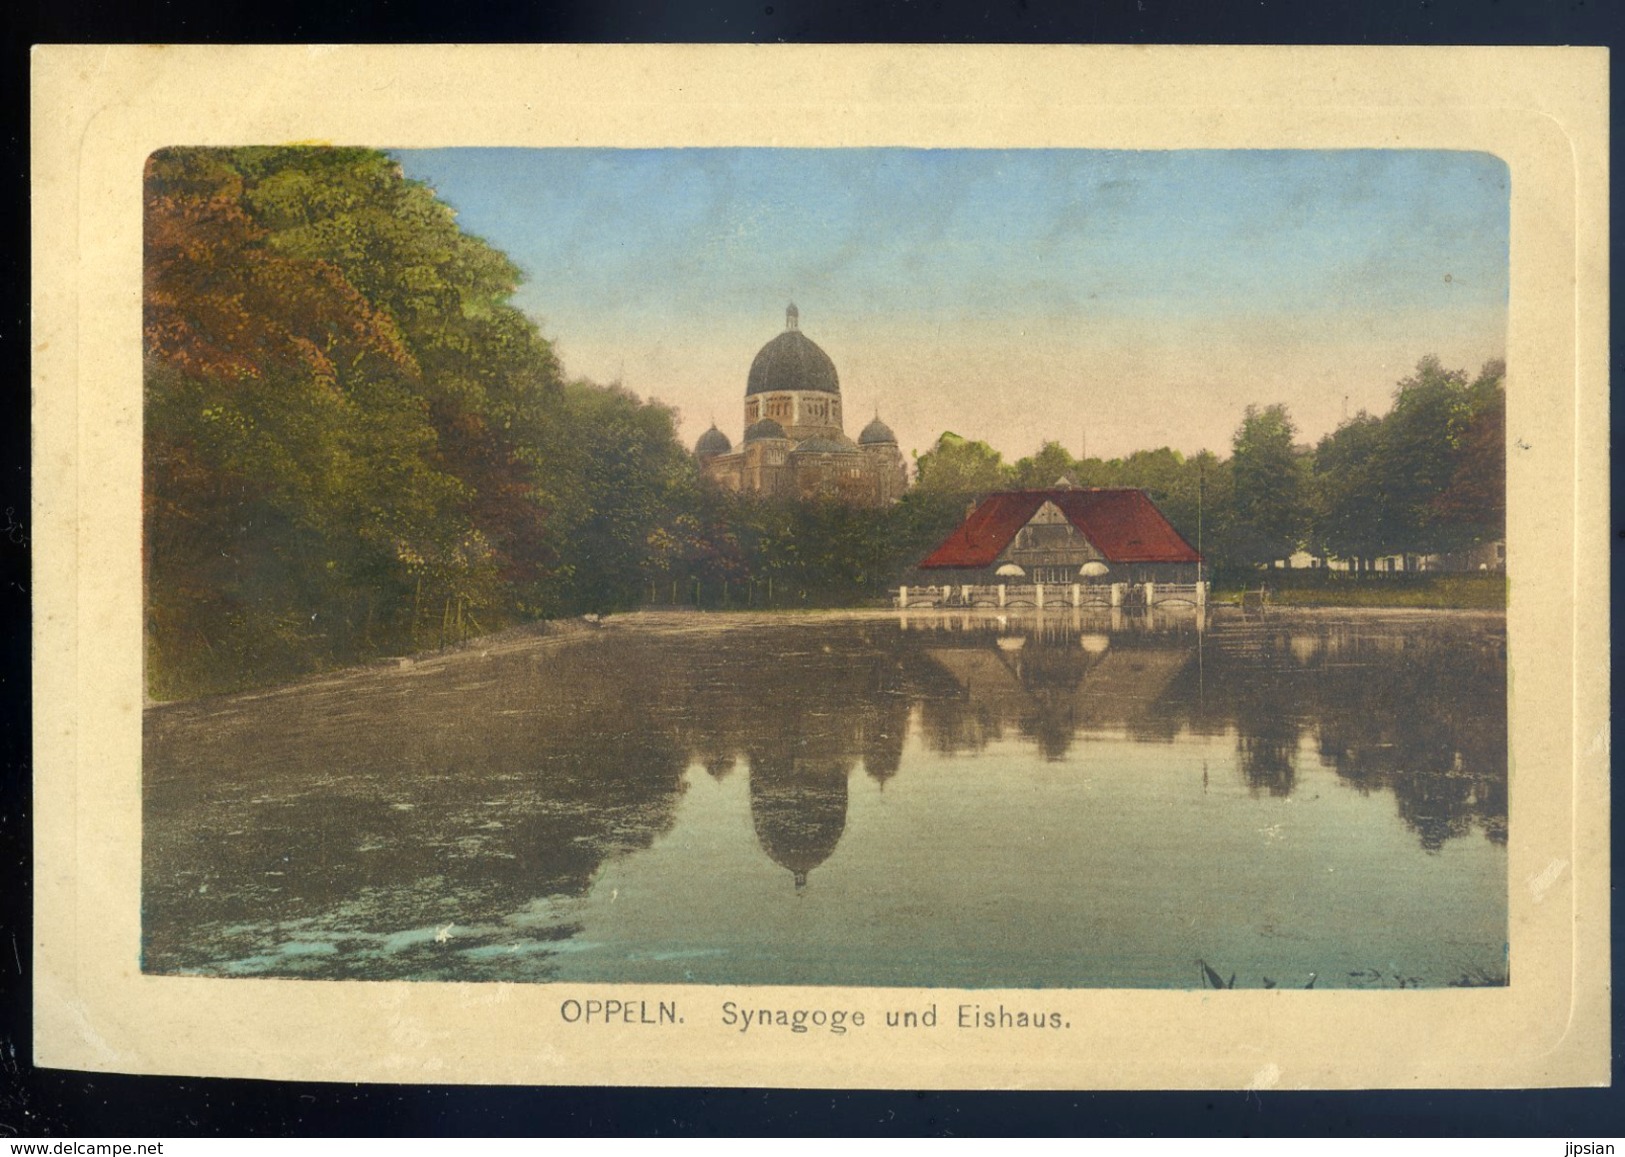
[896,581,1207,610]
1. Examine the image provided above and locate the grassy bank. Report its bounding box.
[144,616,591,705]
[1213,572,1506,610]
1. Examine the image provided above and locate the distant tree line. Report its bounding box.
[145,146,1504,698]
[909,355,1505,575]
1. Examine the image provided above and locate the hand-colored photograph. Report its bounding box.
[141,146,1509,990]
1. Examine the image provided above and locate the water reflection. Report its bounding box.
[143,608,1507,982]
[894,611,1506,851]
[749,753,850,889]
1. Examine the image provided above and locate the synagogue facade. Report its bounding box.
[695,305,908,506]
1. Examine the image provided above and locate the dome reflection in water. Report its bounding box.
[143,608,1506,988]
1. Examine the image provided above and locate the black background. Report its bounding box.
[3,0,1621,1137]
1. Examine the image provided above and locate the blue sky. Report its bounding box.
[394,148,1508,461]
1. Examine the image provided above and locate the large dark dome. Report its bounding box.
[746,307,840,397]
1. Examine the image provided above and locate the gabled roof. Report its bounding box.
[917,489,1201,569]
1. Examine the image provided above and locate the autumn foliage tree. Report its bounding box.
[145,148,462,691]
[143,147,683,694]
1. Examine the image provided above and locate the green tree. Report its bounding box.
[1129,449,1227,564]
[233,147,566,604]
[1379,355,1474,557]
[726,497,799,606]
[1311,412,1389,568]
[1010,441,1080,489]
[542,382,699,614]
[913,432,1012,495]
[1229,404,1310,567]
[143,146,599,692]
[144,148,481,689]
[1432,360,1506,548]
[1189,452,1236,569]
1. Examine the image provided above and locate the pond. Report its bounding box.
[143,607,1508,989]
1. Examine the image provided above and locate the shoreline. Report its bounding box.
[146,602,1507,710]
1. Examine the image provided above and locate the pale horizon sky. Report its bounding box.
[393,148,1509,462]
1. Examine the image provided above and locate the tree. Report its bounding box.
[913,432,1012,495]
[144,148,476,688]
[1311,412,1389,568]
[1228,404,1310,567]
[143,146,604,692]
[1378,355,1474,557]
[1432,360,1506,548]
[1189,452,1237,570]
[1010,441,1080,489]
[233,147,567,601]
[542,381,699,614]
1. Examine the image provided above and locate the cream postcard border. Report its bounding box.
[30,44,1610,1089]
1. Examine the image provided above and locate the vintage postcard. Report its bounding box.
[31,45,1609,1088]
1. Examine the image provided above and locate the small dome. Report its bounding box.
[858,416,897,445]
[744,418,788,442]
[695,424,732,457]
[746,308,840,397]
[792,436,861,455]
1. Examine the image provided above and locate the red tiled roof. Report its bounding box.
[917,489,1201,569]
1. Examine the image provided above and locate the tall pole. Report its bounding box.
[1197,460,1205,588]
[1197,459,1206,709]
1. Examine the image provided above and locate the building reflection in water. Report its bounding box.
[716,608,1504,885]
[903,609,1207,761]
[143,605,1508,978]
[748,751,851,890]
